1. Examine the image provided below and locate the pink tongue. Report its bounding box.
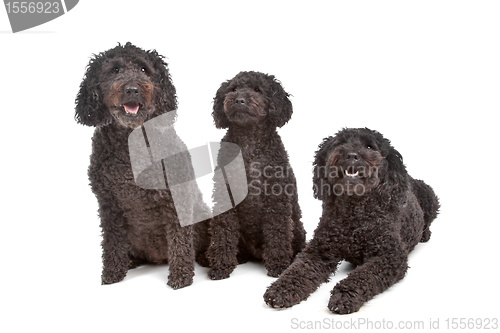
[124,104,139,114]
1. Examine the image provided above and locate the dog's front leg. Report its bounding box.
[165,221,195,289]
[264,216,341,308]
[207,210,240,280]
[100,205,131,285]
[261,195,294,277]
[328,245,408,314]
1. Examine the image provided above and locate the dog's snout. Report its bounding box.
[235,97,246,105]
[125,86,139,96]
[346,152,359,161]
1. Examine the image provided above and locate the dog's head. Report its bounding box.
[75,42,177,129]
[312,128,408,199]
[212,71,292,129]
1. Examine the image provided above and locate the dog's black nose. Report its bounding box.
[235,98,246,104]
[346,152,359,160]
[125,86,139,96]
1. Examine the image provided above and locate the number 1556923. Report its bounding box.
[5,2,60,14]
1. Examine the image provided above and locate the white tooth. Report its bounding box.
[345,170,359,177]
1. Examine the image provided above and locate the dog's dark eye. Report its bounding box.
[254,87,260,92]
[112,67,119,74]
[367,145,373,150]
[141,67,146,73]
[232,87,237,92]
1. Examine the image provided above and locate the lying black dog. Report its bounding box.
[264,128,439,313]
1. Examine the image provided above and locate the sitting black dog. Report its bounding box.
[264,128,439,314]
[75,43,209,289]
[207,71,306,280]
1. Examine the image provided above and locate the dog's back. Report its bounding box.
[411,177,440,242]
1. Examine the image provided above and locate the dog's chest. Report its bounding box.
[91,139,172,211]
[329,201,388,260]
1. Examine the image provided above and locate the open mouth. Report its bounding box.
[344,169,360,178]
[344,167,361,178]
[123,102,140,115]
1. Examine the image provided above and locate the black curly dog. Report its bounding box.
[207,71,306,280]
[264,128,439,314]
[75,43,210,289]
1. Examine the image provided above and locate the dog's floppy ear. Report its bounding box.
[212,81,231,129]
[267,76,293,128]
[148,50,177,122]
[384,145,408,186]
[75,54,112,127]
[374,130,409,189]
[312,136,335,200]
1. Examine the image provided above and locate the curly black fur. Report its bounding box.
[75,43,210,289]
[264,128,439,314]
[207,71,306,279]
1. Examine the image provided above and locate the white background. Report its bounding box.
[1,1,499,332]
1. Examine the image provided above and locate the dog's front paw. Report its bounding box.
[167,274,193,290]
[208,266,234,280]
[264,286,289,308]
[264,281,304,309]
[328,288,364,314]
[101,270,127,285]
